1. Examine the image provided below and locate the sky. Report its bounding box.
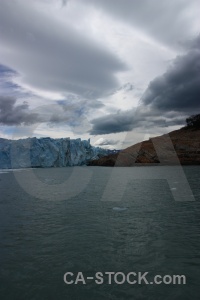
[0,0,199,149]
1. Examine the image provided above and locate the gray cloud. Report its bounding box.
[82,0,199,48]
[0,96,40,125]
[90,110,135,135]
[90,107,185,135]
[0,0,126,99]
[0,96,91,128]
[94,138,119,146]
[0,0,199,140]
[90,36,200,135]
[142,36,200,112]
[62,0,68,6]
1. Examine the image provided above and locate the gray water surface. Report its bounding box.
[0,166,200,300]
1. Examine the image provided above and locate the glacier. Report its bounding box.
[0,137,113,169]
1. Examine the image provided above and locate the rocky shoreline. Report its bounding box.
[88,128,200,166]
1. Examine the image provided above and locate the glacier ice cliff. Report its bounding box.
[0,137,112,169]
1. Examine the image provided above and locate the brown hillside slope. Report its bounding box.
[88,128,200,166]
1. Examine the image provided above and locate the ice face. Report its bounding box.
[0,137,109,169]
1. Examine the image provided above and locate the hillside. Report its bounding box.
[88,127,200,166]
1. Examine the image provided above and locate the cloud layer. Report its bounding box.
[81,0,199,48]
[90,36,200,135]
[142,36,200,112]
[0,96,38,126]
[0,0,199,147]
[0,96,91,130]
[94,137,119,146]
[0,0,126,99]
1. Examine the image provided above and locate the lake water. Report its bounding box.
[0,166,200,300]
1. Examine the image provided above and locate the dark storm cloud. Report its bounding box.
[90,110,134,135]
[82,0,198,48]
[90,108,185,135]
[90,36,200,135]
[141,36,200,112]
[0,96,39,125]
[0,1,126,99]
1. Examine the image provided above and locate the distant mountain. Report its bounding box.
[0,137,111,169]
[88,127,200,166]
